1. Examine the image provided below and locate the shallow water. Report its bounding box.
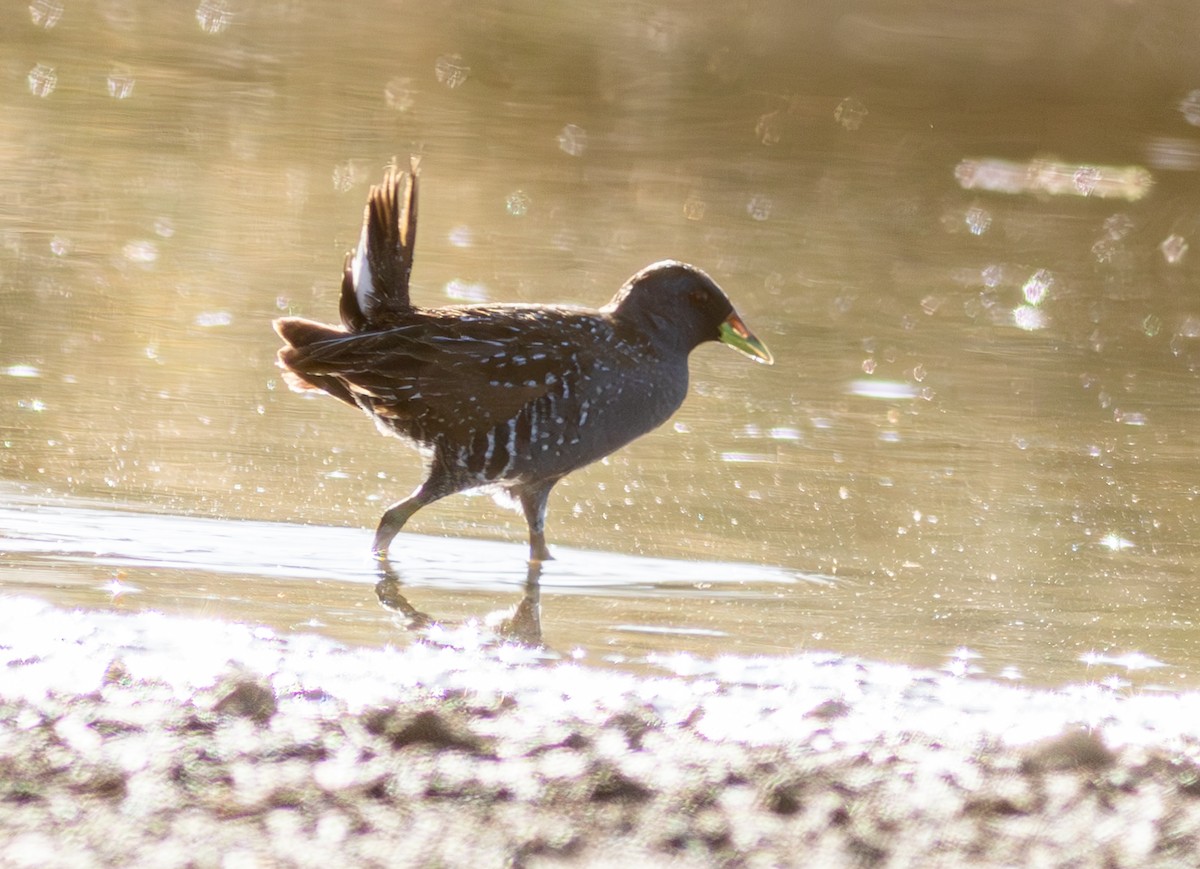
[1,486,1191,690]
[3,2,1200,689]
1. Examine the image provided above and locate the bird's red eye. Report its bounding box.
[689,288,707,305]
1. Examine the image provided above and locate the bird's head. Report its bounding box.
[604,261,773,364]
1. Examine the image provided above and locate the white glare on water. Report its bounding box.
[122,240,158,264]
[956,157,1153,201]
[506,191,530,217]
[194,311,233,328]
[1022,269,1052,306]
[834,97,867,131]
[1180,89,1200,126]
[846,380,918,400]
[683,194,706,221]
[1012,305,1046,331]
[27,64,57,98]
[557,124,587,157]
[435,55,470,89]
[444,280,489,303]
[195,0,231,34]
[107,69,136,100]
[964,206,991,236]
[1160,234,1188,265]
[384,77,415,112]
[29,0,63,28]
[746,195,772,221]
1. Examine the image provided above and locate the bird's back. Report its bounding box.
[275,302,688,486]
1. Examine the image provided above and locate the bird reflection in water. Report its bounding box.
[373,560,545,649]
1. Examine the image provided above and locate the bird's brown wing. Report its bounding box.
[276,307,605,438]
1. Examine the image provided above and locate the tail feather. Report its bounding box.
[274,315,346,378]
[275,316,420,377]
[274,316,346,351]
[340,155,420,331]
[274,316,364,408]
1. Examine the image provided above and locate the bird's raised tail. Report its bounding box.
[340,155,421,331]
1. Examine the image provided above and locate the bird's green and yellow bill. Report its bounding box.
[719,312,774,365]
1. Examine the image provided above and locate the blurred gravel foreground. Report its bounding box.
[3,598,1200,867]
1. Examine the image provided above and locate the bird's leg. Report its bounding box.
[518,480,558,563]
[372,469,459,560]
[372,494,431,559]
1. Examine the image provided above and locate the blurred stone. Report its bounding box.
[214,678,277,724]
